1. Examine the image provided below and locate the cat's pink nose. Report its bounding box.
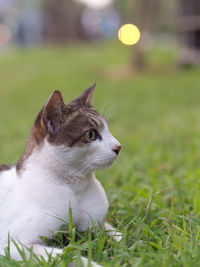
[112,145,121,155]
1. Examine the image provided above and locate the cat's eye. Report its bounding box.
[85,129,97,141]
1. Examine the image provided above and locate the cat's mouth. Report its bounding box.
[95,155,117,170]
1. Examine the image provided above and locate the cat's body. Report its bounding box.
[0,158,108,245]
[0,85,121,266]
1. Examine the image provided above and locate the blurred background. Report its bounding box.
[0,0,200,165]
[1,0,200,182]
[1,0,200,166]
[0,0,200,66]
[0,0,200,65]
[1,2,200,265]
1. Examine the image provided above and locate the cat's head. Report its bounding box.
[18,84,121,176]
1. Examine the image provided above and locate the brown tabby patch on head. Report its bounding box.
[48,104,104,147]
[0,164,13,172]
[16,109,46,173]
[16,84,104,173]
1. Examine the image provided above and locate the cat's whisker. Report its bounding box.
[98,99,110,116]
[93,155,113,161]
[98,100,115,122]
[105,110,115,122]
[82,162,96,175]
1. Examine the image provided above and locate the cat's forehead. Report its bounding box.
[47,105,106,146]
[64,105,104,126]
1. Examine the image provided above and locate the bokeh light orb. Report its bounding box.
[118,24,140,46]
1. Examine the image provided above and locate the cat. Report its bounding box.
[0,84,122,266]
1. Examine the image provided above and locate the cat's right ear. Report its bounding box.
[41,91,65,135]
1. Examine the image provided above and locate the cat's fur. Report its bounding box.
[0,84,121,266]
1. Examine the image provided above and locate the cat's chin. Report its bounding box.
[96,159,116,170]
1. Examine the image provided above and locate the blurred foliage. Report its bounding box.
[114,0,178,32]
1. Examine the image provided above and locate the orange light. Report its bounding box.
[118,24,140,46]
[0,24,11,45]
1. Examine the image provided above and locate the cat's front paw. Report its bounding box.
[104,222,123,242]
[112,231,123,242]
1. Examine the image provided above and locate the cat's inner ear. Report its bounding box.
[41,90,65,135]
[70,83,96,107]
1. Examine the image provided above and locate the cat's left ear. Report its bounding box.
[41,91,65,135]
[70,83,96,107]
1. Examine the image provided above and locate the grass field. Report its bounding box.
[1,42,200,266]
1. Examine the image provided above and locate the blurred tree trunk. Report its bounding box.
[178,0,200,66]
[132,0,160,70]
[42,0,82,43]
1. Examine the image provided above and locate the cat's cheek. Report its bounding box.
[97,159,116,170]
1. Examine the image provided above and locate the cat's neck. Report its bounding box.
[20,139,93,192]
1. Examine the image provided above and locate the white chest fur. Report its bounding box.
[75,176,108,231]
[0,166,108,247]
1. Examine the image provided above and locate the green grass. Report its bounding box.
[1,42,200,266]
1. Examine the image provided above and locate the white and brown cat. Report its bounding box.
[0,84,122,266]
